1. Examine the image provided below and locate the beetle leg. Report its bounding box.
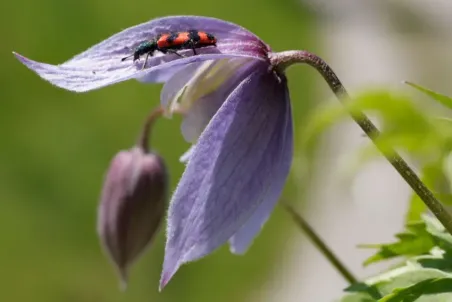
[141,53,150,70]
[166,49,184,57]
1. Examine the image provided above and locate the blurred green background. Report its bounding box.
[2,0,319,301]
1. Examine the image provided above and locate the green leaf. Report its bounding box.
[359,221,435,266]
[338,292,377,302]
[405,81,452,110]
[367,267,451,296]
[432,117,452,143]
[345,282,383,300]
[415,253,452,272]
[346,90,445,159]
[301,102,348,149]
[443,153,452,195]
[422,215,452,251]
[406,163,449,223]
[406,194,427,224]
[432,193,452,206]
[340,266,452,301]
[378,277,452,302]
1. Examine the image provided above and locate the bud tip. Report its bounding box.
[119,275,128,292]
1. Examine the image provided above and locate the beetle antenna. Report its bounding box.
[121,54,134,62]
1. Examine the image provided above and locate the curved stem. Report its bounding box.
[270,50,452,235]
[281,203,358,284]
[138,106,164,152]
[138,105,186,152]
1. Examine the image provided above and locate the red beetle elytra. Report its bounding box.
[121,30,217,69]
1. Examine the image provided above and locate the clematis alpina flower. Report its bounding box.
[14,16,294,289]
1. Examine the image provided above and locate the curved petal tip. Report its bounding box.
[159,261,181,291]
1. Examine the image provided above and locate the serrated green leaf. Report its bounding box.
[415,254,452,272]
[369,267,451,296]
[405,81,452,110]
[359,221,435,266]
[378,277,452,302]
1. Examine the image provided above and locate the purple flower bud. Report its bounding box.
[97,146,167,289]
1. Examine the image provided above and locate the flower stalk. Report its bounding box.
[138,106,164,152]
[281,203,357,284]
[270,50,452,235]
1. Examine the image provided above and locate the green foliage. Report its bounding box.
[339,216,452,301]
[379,278,452,302]
[358,221,435,266]
[304,86,452,214]
[320,84,452,301]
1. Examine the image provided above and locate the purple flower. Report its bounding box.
[14,15,294,289]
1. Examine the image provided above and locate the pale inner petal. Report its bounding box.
[161,58,258,143]
[162,58,249,114]
[160,62,208,116]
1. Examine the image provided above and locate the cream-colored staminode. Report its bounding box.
[164,58,249,116]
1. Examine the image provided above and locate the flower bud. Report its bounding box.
[97,146,167,289]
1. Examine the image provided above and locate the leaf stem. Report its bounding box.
[270,50,452,235]
[281,203,357,284]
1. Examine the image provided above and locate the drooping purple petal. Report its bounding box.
[177,71,293,255]
[229,87,293,254]
[160,65,293,289]
[14,16,269,92]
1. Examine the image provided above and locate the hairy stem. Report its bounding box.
[281,203,358,284]
[270,50,452,234]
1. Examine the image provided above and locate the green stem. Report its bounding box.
[281,203,357,284]
[270,50,452,235]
